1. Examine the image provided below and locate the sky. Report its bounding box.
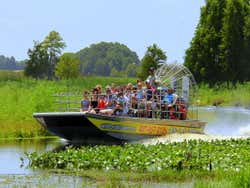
[0,0,205,62]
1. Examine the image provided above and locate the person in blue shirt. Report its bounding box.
[80,91,90,112]
[162,88,178,119]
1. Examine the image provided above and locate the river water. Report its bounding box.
[0,107,250,187]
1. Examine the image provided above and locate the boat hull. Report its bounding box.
[33,112,206,144]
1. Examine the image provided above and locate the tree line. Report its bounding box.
[8,0,250,85]
[0,55,25,70]
[23,30,164,80]
[184,0,250,85]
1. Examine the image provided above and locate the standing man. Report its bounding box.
[146,67,159,92]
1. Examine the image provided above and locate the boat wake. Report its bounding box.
[138,133,250,145]
[238,124,250,136]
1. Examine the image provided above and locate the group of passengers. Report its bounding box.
[80,68,187,120]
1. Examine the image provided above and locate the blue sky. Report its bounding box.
[0,0,205,62]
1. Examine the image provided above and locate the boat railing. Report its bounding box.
[52,90,199,120]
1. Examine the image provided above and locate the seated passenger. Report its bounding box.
[98,95,106,110]
[136,82,145,106]
[99,86,114,116]
[113,92,125,115]
[90,88,99,113]
[163,88,178,107]
[162,88,178,119]
[175,97,187,120]
[145,81,153,117]
[95,84,102,95]
[80,91,90,113]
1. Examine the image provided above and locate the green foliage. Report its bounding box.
[75,42,140,76]
[24,41,49,79]
[24,31,66,79]
[185,0,250,85]
[0,70,24,81]
[55,53,80,79]
[125,63,138,77]
[28,139,250,173]
[0,76,136,138]
[198,82,250,106]
[220,0,246,83]
[138,44,167,80]
[42,31,66,80]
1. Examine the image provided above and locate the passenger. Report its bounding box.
[151,95,159,118]
[163,88,178,119]
[111,83,116,94]
[136,82,146,117]
[80,91,90,113]
[136,82,145,101]
[163,88,178,107]
[123,91,130,114]
[105,85,113,101]
[90,88,99,113]
[145,81,153,117]
[98,95,106,110]
[113,92,125,115]
[131,86,138,110]
[146,67,158,92]
[99,86,114,116]
[127,83,133,92]
[175,97,187,120]
[95,84,102,95]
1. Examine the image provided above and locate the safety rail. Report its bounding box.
[53,91,199,120]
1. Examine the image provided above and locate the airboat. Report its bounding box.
[33,63,206,144]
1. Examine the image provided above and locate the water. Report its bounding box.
[0,138,63,175]
[0,107,250,187]
[142,106,250,145]
[199,106,250,136]
[0,138,86,187]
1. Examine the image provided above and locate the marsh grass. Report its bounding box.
[0,76,135,138]
[198,82,250,107]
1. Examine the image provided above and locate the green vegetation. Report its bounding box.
[138,43,167,80]
[0,75,136,138]
[28,139,250,171]
[0,70,24,81]
[27,139,250,186]
[75,41,140,77]
[185,0,250,84]
[198,82,250,106]
[55,53,80,79]
[24,30,66,79]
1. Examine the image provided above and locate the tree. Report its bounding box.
[75,42,140,76]
[138,44,167,80]
[24,41,49,79]
[184,0,250,85]
[110,67,120,77]
[125,63,138,77]
[55,53,80,79]
[184,0,227,84]
[243,3,250,80]
[24,31,66,79]
[42,31,66,79]
[0,55,25,70]
[220,0,246,83]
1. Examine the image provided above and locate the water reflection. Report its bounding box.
[0,174,86,188]
[0,138,65,174]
